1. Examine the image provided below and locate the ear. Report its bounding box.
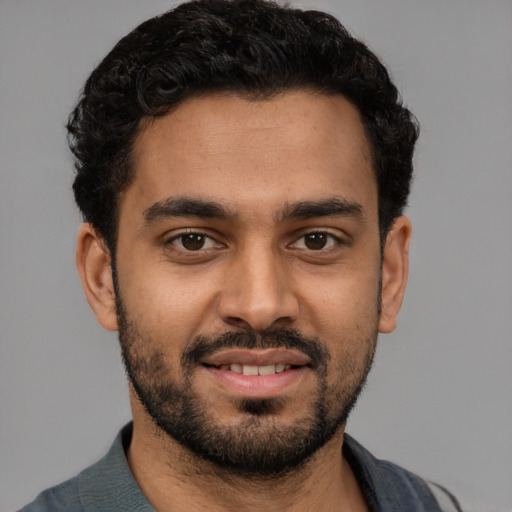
[76,223,118,331]
[378,215,412,334]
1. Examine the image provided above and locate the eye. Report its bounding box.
[292,232,341,251]
[168,232,219,251]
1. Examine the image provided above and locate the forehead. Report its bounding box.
[124,91,376,221]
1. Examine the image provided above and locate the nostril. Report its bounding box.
[223,315,296,333]
[224,316,254,330]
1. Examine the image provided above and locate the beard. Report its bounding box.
[116,296,378,478]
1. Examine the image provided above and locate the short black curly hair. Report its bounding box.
[68,0,419,252]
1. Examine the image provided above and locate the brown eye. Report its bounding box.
[182,234,205,250]
[304,233,328,250]
[169,232,218,251]
[291,232,341,251]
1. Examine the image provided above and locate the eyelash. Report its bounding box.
[290,232,343,251]
[165,230,345,253]
[166,230,221,252]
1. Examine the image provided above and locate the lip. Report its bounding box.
[200,348,312,398]
[202,348,312,367]
[202,365,310,398]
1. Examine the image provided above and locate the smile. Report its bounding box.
[201,348,312,368]
[199,349,312,397]
[207,363,295,375]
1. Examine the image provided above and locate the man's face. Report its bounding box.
[113,91,384,475]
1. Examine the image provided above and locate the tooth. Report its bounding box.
[230,363,243,373]
[243,365,259,375]
[258,365,276,376]
[275,363,285,373]
[284,364,291,370]
[220,364,230,370]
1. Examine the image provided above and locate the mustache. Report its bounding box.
[182,328,330,370]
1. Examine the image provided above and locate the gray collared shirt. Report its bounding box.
[19,423,460,511]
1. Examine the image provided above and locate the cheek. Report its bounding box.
[118,259,220,343]
[298,262,381,335]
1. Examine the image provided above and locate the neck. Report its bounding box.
[127,405,367,512]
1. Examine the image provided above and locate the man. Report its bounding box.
[20,0,461,510]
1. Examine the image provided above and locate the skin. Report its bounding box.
[76,90,411,512]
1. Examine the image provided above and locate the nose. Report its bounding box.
[217,243,299,332]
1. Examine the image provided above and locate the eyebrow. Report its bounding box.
[143,196,364,225]
[143,197,235,225]
[277,197,364,222]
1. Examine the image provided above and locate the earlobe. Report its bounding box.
[378,216,412,334]
[76,223,118,331]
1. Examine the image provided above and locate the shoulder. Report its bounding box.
[343,434,462,512]
[427,482,464,512]
[17,476,82,512]
[17,424,154,512]
[377,458,462,511]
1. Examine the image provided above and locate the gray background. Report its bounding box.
[1,1,511,511]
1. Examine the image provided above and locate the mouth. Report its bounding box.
[200,349,312,397]
[201,348,312,373]
[204,362,302,375]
